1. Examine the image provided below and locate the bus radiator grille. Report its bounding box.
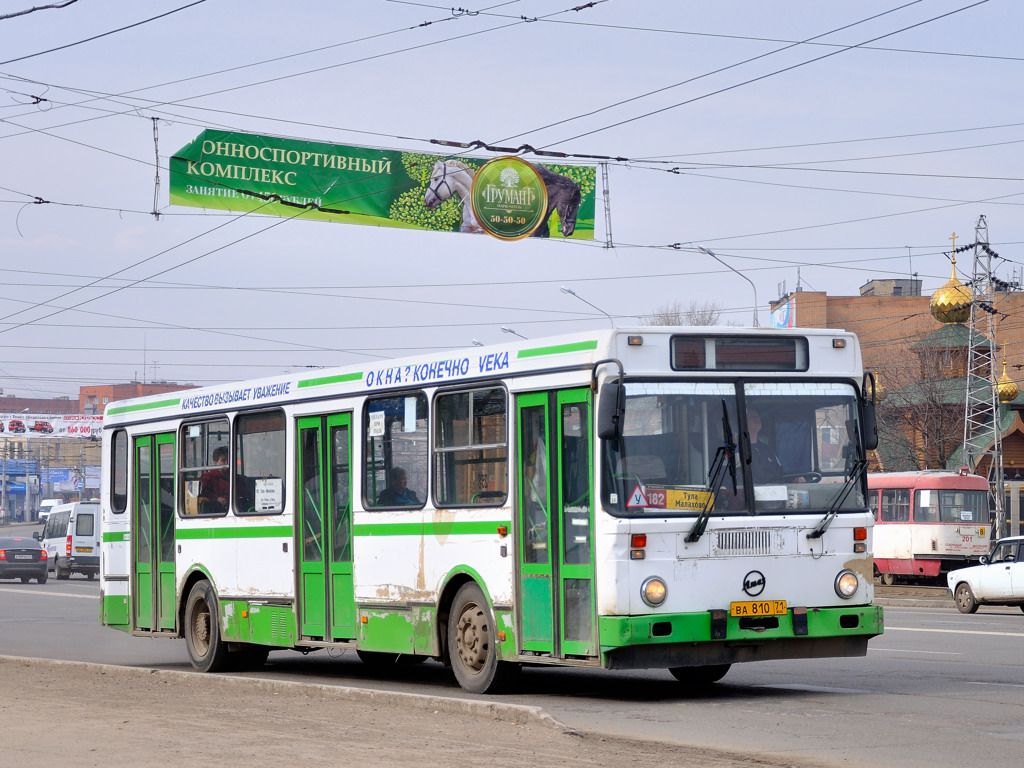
[712,529,789,556]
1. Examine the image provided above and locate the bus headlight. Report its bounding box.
[835,570,859,599]
[641,577,667,607]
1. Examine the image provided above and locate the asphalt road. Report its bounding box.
[2,519,1022,768]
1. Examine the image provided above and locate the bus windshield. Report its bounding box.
[601,380,864,517]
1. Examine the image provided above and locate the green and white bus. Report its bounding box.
[100,327,883,693]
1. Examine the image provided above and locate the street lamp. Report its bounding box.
[500,326,528,339]
[697,246,760,327]
[560,286,614,328]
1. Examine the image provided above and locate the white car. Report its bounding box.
[947,536,1024,614]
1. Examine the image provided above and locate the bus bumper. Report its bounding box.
[598,605,883,670]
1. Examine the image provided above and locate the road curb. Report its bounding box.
[0,654,573,732]
[874,598,951,609]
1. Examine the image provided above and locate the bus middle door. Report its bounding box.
[515,388,597,658]
[132,432,176,633]
[297,414,355,641]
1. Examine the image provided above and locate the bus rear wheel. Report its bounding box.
[669,664,731,688]
[184,580,229,672]
[447,582,518,694]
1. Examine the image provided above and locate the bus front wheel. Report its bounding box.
[669,664,731,688]
[447,582,518,694]
[184,580,229,672]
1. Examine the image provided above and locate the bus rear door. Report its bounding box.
[132,433,176,632]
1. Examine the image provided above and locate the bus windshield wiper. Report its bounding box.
[807,458,866,540]
[687,400,736,543]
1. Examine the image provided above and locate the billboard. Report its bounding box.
[770,298,796,329]
[169,129,596,240]
[0,414,101,439]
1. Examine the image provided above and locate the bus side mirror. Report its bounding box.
[861,371,878,451]
[861,401,878,451]
[597,380,624,440]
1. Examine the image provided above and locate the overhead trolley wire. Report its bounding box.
[0,1,208,67]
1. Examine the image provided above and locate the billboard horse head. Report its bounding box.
[424,159,484,234]
[530,165,582,239]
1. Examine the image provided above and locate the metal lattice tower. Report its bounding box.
[962,214,1006,535]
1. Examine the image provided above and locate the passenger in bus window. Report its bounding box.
[746,407,786,484]
[377,466,420,506]
[199,446,230,513]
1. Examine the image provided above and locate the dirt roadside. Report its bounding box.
[0,656,820,768]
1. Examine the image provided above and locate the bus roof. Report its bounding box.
[102,325,861,427]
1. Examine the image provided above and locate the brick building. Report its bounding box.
[768,280,1024,476]
[80,382,196,415]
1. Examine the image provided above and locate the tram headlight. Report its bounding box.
[641,577,668,607]
[834,570,859,599]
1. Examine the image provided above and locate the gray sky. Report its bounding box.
[1,0,1021,399]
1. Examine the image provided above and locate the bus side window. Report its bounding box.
[364,393,428,509]
[235,411,286,515]
[111,429,128,514]
[434,387,508,507]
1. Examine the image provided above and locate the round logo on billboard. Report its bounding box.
[470,156,548,240]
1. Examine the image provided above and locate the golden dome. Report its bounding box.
[929,257,972,324]
[998,358,1019,403]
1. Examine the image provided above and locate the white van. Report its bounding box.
[38,498,60,522]
[37,502,100,579]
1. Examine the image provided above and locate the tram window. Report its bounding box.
[364,394,428,509]
[111,429,128,514]
[180,419,230,517]
[880,489,910,522]
[434,387,507,507]
[235,411,286,515]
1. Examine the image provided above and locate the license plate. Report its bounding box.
[730,600,787,617]
[75,547,92,553]
[13,554,31,560]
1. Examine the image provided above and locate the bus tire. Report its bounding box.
[184,580,229,672]
[880,573,896,586]
[56,559,70,580]
[447,582,519,694]
[669,664,731,687]
[954,583,979,614]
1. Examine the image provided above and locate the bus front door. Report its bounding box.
[297,414,355,641]
[515,389,597,658]
[132,433,176,633]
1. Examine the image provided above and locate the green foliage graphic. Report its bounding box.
[389,152,479,232]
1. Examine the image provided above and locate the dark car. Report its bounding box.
[0,536,48,583]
